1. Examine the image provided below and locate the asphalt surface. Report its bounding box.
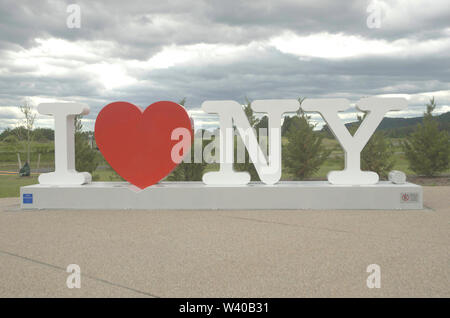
[0,186,448,297]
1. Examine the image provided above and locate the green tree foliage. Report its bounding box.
[167,138,207,181]
[234,98,259,180]
[348,115,395,179]
[167,98,207,181]
[234,137,260,180]
[0,127,54,142]
[3,135,19,144]
[75,115,98,173]
[33,128,54,142]
[242,97,259,127]
[0,128,13,141]
[283,98,331,179]
[2,135,21,155]
[255,116,268,131]
[18,103,36,163]
[403,98,450,176]
[361,132,395,178]
[281,116,296,136]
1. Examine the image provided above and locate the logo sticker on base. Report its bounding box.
[401,192,419,203]
[23,193,33,204]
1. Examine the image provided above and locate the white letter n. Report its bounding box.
[201,100,299,185]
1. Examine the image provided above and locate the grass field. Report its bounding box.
[0,174,39,198]
[0,137,448,198]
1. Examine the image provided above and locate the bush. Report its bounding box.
[233,98,260,180]
[167,132,207,181]
[283,107,331,180]
[403,98,450,176]
[349,115,395,179]
[75,116,98,174]
[3,135,19,144]
[361,131,395,178]
[167,160,206,181]
[167,98,207,181]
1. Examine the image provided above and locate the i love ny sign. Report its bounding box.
[37,97,407,189]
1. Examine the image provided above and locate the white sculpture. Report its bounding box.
[36,97,407,187]
[38,103,92,185]
[302,97,407,185]
[202,100,299,185]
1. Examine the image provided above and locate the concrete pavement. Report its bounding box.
[0,186,449,297]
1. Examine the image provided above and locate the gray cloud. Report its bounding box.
[0,0,449,131]
[2,1,450,58]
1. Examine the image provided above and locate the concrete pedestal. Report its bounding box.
[20,181,423,210]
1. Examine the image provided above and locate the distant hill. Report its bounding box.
[321,111,450,138]
[378,112,449,130]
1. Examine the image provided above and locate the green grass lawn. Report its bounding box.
[0,171,126,198]
[0,174,39,198]
[92,169,124,181]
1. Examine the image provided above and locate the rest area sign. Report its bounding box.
[20,97,423,210]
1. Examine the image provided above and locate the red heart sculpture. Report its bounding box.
[95,101,192,189]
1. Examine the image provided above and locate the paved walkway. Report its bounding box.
[0,186,448,297]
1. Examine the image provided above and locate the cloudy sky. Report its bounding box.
[0,0,449,131]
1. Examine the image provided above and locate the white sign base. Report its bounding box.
[20,182,423,210]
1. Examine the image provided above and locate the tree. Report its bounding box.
[243,97,259,127]
[403,97,450,176]
[167,98,207,181]
[18,102,36,164]
[361,131,395,179]
[283,98,331,179]
[349,115,395,179]
[2,135,21,157]
[255,116,268,131]
[234,97,259,180]
[3,135,19,144]
[75,115,98,173]
[0,127,27,141]
[0,127,12,141]
[167,140,206,181]
[33,128,54,142]
[281,115,296,136]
